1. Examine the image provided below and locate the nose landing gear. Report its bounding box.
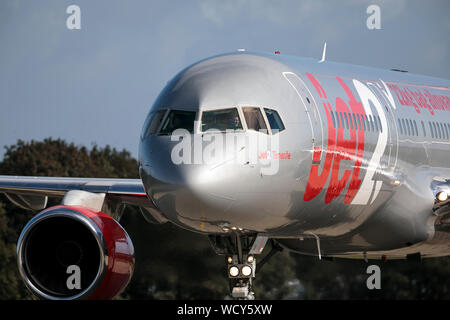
[227,253,256,299]
[209,233,282,300]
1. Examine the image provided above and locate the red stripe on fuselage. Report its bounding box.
[303,73,335,201]
[324,96,356,204]
[303,74,366,204]
[336,77,365,204]
[307,73,327,99]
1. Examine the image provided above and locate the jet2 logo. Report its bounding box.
[303,73,392,205]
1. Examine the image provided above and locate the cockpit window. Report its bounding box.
[141,109,166,139]
[201,108,243,132]
[242,107,267,132]
[264,108,285,133]
[159,110,196,135]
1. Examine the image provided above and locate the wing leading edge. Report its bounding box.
[0,175,167,223]
[0,175,146,196]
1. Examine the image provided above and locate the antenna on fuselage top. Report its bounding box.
[319,42,327,63]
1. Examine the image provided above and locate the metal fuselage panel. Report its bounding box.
[139,52,450,258]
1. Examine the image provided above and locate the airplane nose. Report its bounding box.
[140,134,247,233]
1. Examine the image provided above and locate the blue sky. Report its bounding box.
[0,0,449,160]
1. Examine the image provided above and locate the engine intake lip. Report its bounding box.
[17,207,108,300]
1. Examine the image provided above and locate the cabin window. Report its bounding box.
[339,112,345,129]
[141,113,153,140]
[356,114,362,130]
[141,109,167,139]
[361,115,366,131]
[413,120,418,136]
[441,123,448,140]
[374,116,381,132]
[398,119,403,135]
[335,112,341,128]
[369,115,374,131]
[201,108,243,132]
[347,113,352,130]
[344,113,349,129]
[333,111,338,128]
[432,122,439,139]
[330,111,336,128]
[407,119,412,135]
[159,110,196,135]
[421,121,426,136]
[401,119,406,135]
[264,108,285,133]
[242,107,268,132]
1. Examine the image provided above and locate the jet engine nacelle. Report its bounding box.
[17,205,134,300]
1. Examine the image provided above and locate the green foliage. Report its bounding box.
[0,202,33,299]
[291,254,450,299]
[0,138,139,178]
[253,249,297,299]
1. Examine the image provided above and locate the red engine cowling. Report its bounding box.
[17,205,135,300]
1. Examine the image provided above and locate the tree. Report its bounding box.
[291,253,450,299]
[0,202,33,299]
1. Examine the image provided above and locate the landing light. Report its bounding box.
[437,191,448,202]
[229,266,239,277]
[227,256,233,264]
[247,255,254,263]
[241,265,252,277]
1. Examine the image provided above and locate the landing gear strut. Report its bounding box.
[209,233,282,300]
